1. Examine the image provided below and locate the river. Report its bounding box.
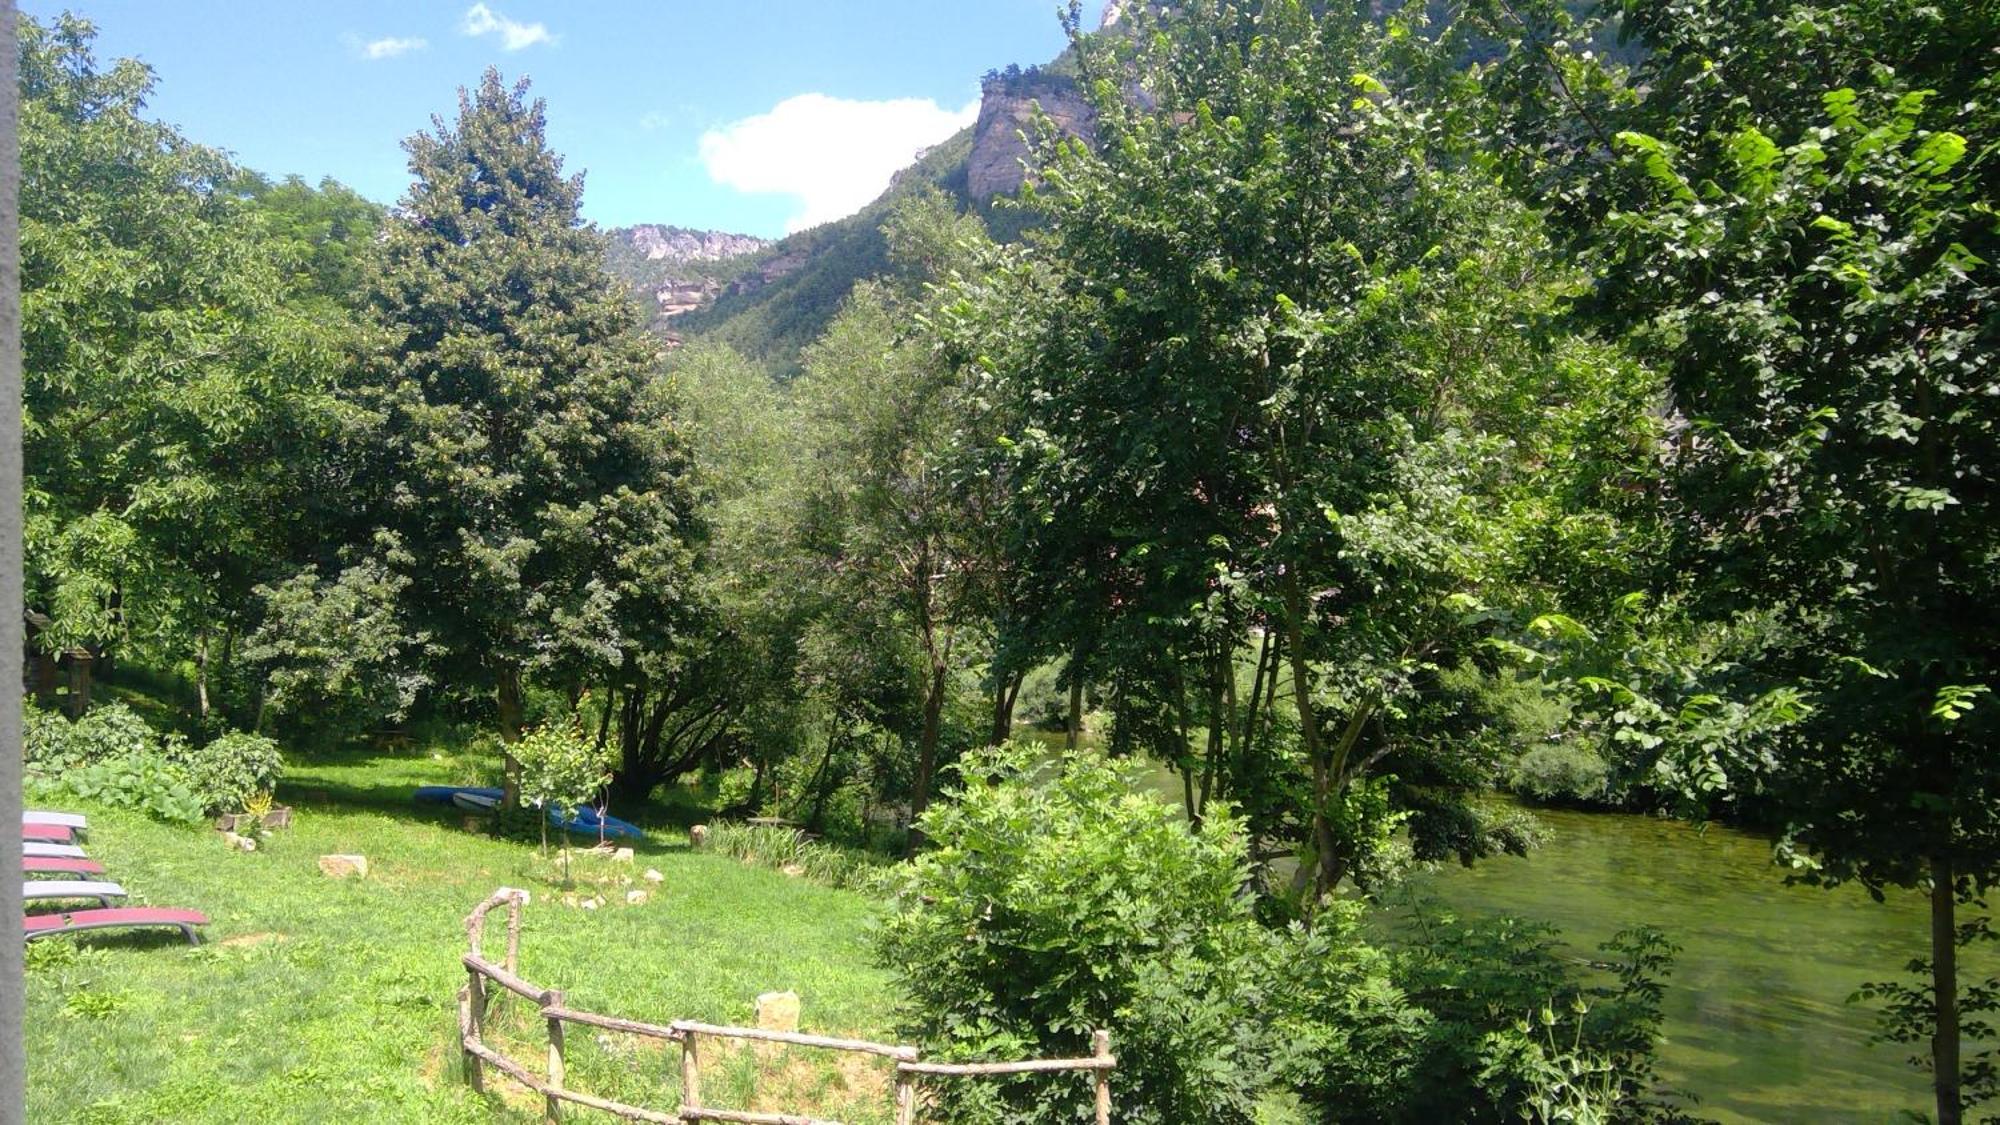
[1403,804,1996,1124]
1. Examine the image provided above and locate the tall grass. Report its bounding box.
[696,821,894,892]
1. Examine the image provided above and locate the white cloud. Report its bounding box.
[699,93,979,233]
[460,4,553,51]
[361,36,428,60]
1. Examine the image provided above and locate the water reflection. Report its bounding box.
[1401,805,1996,1124]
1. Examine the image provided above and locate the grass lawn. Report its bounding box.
[25,750,903,1124]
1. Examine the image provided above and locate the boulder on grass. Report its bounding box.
[625,889,648,906]
[318,854,367,878]
[612,846,635,863]
[755,991,801,1033]
[643,868,664,884]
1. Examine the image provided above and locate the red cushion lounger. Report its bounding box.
[23,880,125,908]
[23,843,87,860]
[23,907,207,945]
[24,856,105,877]
[21,824,76,844]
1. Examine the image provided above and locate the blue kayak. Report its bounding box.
[556,805,646,841]
[414,785,501,805]
[413,786,645,840]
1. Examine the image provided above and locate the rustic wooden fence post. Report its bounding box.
[679,1027,701,1113]
[463,969,488,1092]
[544,987,566,1122]
[894,1069,916,1125]
[1093,1029,1111,1125]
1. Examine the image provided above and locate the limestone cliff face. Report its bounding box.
[965,73,1096,202]
[605,224,771,324]
[620,225,770,264]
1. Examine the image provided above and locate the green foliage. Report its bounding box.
[60,751,206,826]
[20,14,367,672]
[1509,743,1612,807]
[241,546,430,746]
[359,67,702,767]
[514,718,613,821]
[164,731,284,816]
[878,746,1267,1123]
[24,700,269,823]
[1851,907,2000,1117]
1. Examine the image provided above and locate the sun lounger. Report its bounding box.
[24,907,206,945]
[23,843,88,860]
[23,880,126,908]
[23,856,106,877]
[24,810,87,835]
[22,823,76,844]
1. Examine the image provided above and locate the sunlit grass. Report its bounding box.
[25,752,901,1123]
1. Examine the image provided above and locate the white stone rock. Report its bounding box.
[317,854,366,878]
[643,868,664,884]
[612,846,635,863]
[625,889,648,906]
[755,990,801,1032]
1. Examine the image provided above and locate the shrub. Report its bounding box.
[24,702,204,822]
[166,731,285,815]
[23,700,80,774]
[875,745,1268,1124]
[1508,742,1612,806]
[60,751,206,824]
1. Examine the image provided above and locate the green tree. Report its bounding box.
[1472,2,2000,1118]
[782,189,1008,842]
[20,14,360,715]
[1004,0,1656,905]
[362,69,700,805]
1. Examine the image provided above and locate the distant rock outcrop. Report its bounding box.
[620,225,770,264]
[604,224,771,325]
[966,70,1096,202]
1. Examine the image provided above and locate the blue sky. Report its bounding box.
[24,2,1082,237]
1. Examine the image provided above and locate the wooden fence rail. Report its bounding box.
[456,888,1117,1124]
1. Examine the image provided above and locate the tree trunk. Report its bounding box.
[495,662,524,809]
[990,668,1025,746]
[1931,853,1962,1125]
[1281,576,1338,911]
[1066,659,1085,751]
[908,659,949,853]
[195,625,211,723]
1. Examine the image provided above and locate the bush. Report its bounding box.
[875,745,1268,1124]
[22,700,270,824]
[61,752,206,824]
[165,731,284,815]
[1508,742,1612,806]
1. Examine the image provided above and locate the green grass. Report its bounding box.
[26,752,904,1124]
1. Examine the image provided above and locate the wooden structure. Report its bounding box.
[458,889,1116,1124]
[23,610,92,717]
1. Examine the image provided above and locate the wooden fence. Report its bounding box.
[457,888,1117,1124]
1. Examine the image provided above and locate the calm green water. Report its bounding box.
[1405,805,1995,1124]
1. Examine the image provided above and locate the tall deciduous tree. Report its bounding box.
[21,14,358,713]
[363,70,699,805]
[1471,2,2000,1118]
[1005,0,1654,905]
